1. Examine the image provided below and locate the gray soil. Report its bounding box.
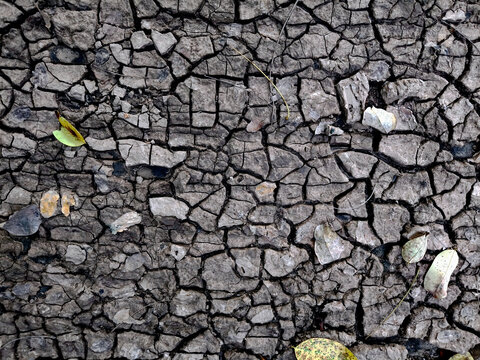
[0,0,479,359]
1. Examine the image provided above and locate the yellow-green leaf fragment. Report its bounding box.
[294,338,358,360]
[402,231,428,264]
[424,249,459,299]
[448,352,474,360]
[53,111,86,147]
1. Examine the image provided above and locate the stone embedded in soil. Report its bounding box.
[3,205,42,237]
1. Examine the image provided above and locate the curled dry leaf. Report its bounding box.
[112,309,145,325]
[314,224,352,265]
[110,211,142,234]
[424,249,459,299]
[294,338,358,360]
[40,190,60,218]
[402,231,428,264]
[61,193,76,217]
[362,106,397,134]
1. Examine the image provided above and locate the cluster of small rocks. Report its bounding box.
[0,0,479,359]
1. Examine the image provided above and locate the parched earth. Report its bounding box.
[1,0,480,359]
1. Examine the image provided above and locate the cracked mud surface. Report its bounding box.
[1,0,480,359]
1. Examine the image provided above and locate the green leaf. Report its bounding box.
[294,338,358,360]
[402,231,428,263]
[53,111,86,147]
[424,249,459,299]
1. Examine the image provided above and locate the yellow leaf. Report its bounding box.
[449,352,474,360]
[53,111,86,147]
[294,338,358,360]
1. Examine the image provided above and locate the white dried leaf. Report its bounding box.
[112,309,144,325]
[327,125,344,136]
[442,9,466,23]
[314,224,352,265]
[110,211,142,234]
[402,232,428,263]
[362,106,397,134]
[315,123,344,136]
[424,249,459,299]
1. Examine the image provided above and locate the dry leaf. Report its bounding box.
[402,231,428,263]
[443,9,466,23]
[110,212,142,234]
[362,106,397,133]
[314,123,344,136]
[424,249,459,299]
[314,224,352,265]
[246,118,265,132]
[112,309,145,325]
[61,193,76,216]
[40,190,60,218]
[448,352,474,360]
[294,338,358,360]
[327,125,344,136]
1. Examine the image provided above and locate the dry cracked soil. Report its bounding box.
[0,0,480,359]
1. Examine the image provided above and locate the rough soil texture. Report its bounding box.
[1,0,480,359]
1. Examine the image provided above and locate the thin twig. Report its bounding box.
[229,45,290,120]
[268,0,299,122]
[333,183,377,212]
[34,2,51,29]
[268,0,300,76]
[366,267,421,339]
[0,336,56,350]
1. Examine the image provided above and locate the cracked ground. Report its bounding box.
[1,0,480,359]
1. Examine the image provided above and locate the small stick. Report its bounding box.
[366,267,421,339]
[229,45,290,120]
[267,0,299,122]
